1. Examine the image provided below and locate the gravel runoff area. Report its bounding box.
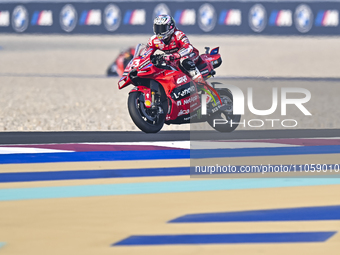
[1,34,340,131]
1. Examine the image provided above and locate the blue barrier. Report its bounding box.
[0,1,339,35]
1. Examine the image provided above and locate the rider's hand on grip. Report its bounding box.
[163,54,173,62]
[151,55,163,66]
[163,53,180,62]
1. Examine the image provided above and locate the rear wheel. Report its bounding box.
[128,92,165,133]
[207,89,241,132]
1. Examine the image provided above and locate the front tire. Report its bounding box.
[128,92,165,133]
[207,89,241,132]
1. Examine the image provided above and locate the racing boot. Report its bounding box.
[189,66,204,84]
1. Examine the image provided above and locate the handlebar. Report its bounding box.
[150,54,165,67]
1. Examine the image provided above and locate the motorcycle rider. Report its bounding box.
[147,14,204,84]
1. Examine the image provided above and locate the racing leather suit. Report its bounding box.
[147,29,202,82]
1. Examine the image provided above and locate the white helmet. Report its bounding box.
[153,14,176,42]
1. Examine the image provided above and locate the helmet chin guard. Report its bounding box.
[153,14,176,43]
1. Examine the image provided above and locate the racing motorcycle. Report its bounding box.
[118,44,241,133]
[107,47,135,77]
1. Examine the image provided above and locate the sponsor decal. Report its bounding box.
[171,83,196,100]
[315,10,338,27]
[182,37,189,43]
[190,102,199,109]
[183,95,199,105]
[212,106,219,113]
[104,4,121,32]
[165,48,179,54]
[154,70,166,76]
[219,9,241,26]
[205,56,214,61]
[139,60,151,69]
[157,43,164,50]
[79,10,101,26]
[174,9,196,25]
[154,13,170,24]
[124,9,145,25]
[269,10,292,27]
[198,3,217,32]
[60,4,77,32]
[201,69,209,75]
[0,11,10,27]
[31,10,53,26]
[178,109,190,116]
[12,5,28,32]
[184,113,197,121]
[118,76,127,87]
[249,4,267,32]
[176,31,185,39]
[153,3,171,19]
[177,75,188,84]
[294,4,313,33]
[177,100,182,106]
[141,48,153,58]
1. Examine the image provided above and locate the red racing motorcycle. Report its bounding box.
[118,44,240,133]
[107,47,135,77]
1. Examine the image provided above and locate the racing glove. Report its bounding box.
[163,53,181,62]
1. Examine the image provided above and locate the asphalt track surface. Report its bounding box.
[1,130,340,255]
[0,129,339,144]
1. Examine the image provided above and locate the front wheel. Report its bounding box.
[128,92,165,133]
[207,89,241,132]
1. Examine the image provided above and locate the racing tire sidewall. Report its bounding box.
[128,92,165,133]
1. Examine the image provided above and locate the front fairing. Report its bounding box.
[118,44,152,89]
[119,48,186,93]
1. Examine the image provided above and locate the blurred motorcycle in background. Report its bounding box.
[107,47,135,77]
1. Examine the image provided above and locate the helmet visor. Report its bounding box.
[153,24,169,35]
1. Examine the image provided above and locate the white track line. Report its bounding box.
[0,147,74,154]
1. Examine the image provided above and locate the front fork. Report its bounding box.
[129,85,163,114]
[130,86,152,107]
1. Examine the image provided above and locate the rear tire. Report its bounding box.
[128,92,165,133]
[207,89,241,132]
